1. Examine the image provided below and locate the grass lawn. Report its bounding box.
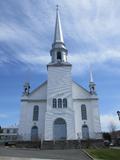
[86,148,120,160]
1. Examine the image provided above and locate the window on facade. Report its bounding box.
[81,104,87,120]
[63,98,67,108]
[53,98,57,108]
[31,126,38,141]
[13,129,17,133]
[57,52,62,60]
[0,129,3,133]
[7,129,10,133]
[58,98,62,108]
[33,105,39,121]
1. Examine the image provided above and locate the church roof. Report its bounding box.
[21,80,47,101]
[73,81,90,94]
[72,81,98,100]
[21,79,98,102]
[29,80,47,96]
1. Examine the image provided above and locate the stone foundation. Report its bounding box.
[2,139,104,149]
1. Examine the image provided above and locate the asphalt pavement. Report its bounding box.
[0,147,92,160]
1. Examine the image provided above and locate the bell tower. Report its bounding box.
[45,6,75,140]
[48,5,70,65]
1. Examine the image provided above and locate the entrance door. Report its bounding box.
[31,126,38,141]
[82,125,89,139]
[53,118,67,140]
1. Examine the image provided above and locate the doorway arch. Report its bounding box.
[31,126,38,141]
[53,118,67,140]
[82,125,89,139]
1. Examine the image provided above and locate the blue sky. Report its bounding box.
[0,0,120,131]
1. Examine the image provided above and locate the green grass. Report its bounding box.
[86,149,120,160]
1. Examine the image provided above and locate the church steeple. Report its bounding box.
[90,67,94,83]
[89,67,96,95]
[49,6,70,65]
[54,5,64,43]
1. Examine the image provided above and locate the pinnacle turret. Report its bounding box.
[89,66,96,95]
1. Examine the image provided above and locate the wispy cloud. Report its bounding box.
[0,0,120,75]
[3,48,119,74]
[18,53,50,65]
[100,114,120,132]
[0,114,8,119]
[69,49,120,74]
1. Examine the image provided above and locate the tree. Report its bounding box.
[109,121,117,144]
[103,132,111,141]
[109,121,117,133]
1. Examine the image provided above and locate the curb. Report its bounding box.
[82,149,94,160]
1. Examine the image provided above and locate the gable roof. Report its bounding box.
[29,80,47,96]
[21,80,47,101]
[73,81,90,94]
[72,81,98,100]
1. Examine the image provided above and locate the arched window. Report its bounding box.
[53,118,67,140]
[31,126,38,141]
[58,98,62,108]
[81,104,87,120]
[82,125,89,139]
[33,105,39,121]
[57,52,62,60]
[63,98,67,108]
[53,98,57,108]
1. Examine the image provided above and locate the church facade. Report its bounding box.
[19,8,101,141]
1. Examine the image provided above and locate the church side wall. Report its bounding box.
[19,101,46,141]
[90,100,102,139]
[73,99,101,139]
[72,82,101,140]
[73,100,93,139]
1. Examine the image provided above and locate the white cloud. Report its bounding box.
[63,0,120,39]
[100,114,120,132]
[0,0,120,75]
[7,47,119,74]
[18,53,50,65]
[0,114,8,119]
[69,49,120,74]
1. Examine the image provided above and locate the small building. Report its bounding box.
[0,127,18,142]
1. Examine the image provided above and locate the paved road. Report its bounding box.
[0,148,92,160]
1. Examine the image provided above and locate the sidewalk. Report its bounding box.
[0,157,61,160]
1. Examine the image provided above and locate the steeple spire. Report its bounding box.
[90,66,94,83]
[89,66,96,95]
[54,5,64,43]
[49,6,71,65]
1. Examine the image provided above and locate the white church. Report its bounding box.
[19,7,101,141]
